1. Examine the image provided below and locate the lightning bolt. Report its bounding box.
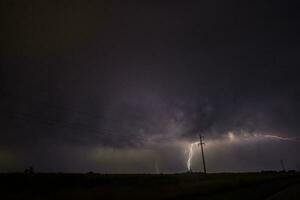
[187,142,199,171]
[262,134,298,141]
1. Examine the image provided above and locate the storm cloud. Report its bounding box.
[1,1,300,172]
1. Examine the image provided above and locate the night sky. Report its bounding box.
[1,1,300,173]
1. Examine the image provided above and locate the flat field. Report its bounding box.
[1,172,299,200]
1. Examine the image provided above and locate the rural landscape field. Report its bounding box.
[2,1,300,199]
[1,172,299,200]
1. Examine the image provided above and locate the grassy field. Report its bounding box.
[1,172,299,200]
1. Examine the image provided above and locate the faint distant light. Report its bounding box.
[228,132,235,141]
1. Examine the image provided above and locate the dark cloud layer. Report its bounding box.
[1,1,300,172]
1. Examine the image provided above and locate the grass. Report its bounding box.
[0,172,299,200]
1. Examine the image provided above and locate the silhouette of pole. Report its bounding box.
[280,160,286,171]
[199,134,207,174]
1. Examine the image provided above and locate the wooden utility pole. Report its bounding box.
[199,134,207,174]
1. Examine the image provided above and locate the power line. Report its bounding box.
[1,90,155,130]
[0,108,147,144]
[0,90,167,145]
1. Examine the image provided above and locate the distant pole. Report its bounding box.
[280,160,286,171]
[199,134,207,174]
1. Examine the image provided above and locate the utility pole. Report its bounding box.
[199,134,207,174]
[280,160,286,171]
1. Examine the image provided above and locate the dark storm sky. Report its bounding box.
[1,1,300,172]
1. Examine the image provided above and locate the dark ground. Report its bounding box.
[0,172,299,200]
